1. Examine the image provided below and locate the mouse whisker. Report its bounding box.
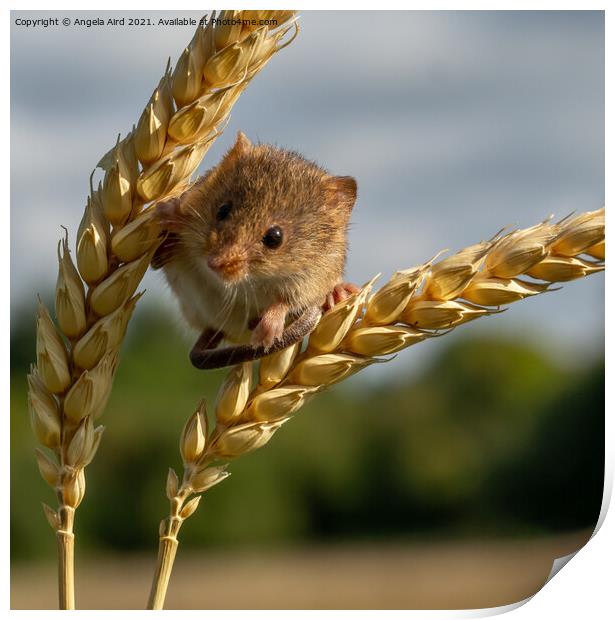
[211,286,238,337]
[246,278,260,328]
[184,205,211,231]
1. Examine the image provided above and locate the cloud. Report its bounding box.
[10,10,604,359]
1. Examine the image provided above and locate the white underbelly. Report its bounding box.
[163,260,273,343]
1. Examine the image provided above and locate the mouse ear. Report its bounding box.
[225,130,253,161]
[323,176,357,213]
[155,195,183,231]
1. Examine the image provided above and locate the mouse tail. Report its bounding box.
[190,305,323,370]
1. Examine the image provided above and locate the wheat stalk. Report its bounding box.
[152,207,604,609]
[27,11,298,609]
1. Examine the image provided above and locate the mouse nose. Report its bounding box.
[207,252,246,280]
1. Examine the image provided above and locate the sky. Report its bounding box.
[10,10,604,372]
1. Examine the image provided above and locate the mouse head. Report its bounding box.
[157,131,357,288]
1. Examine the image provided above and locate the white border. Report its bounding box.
[5,2,609,617]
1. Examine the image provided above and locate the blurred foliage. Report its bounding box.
[10,305,604,561]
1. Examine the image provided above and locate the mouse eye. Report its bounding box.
[216,202,232,221]
[262,225,284,249]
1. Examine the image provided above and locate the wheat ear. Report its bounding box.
[28,11,298,609]
[152,208,604,609]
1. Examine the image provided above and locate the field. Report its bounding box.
[11,529,591,610]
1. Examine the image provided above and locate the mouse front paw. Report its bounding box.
[251,315,286,350]
[323,282,361,312]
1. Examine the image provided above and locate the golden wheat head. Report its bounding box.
[151,207,604,608]
[27,11,298,609]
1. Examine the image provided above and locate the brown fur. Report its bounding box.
[154,131,356,346]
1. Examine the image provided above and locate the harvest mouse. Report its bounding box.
[152,131,359,369]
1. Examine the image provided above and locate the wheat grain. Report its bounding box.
[28,11,298,609]
[152,207,604,609]
[27,8,603,610]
